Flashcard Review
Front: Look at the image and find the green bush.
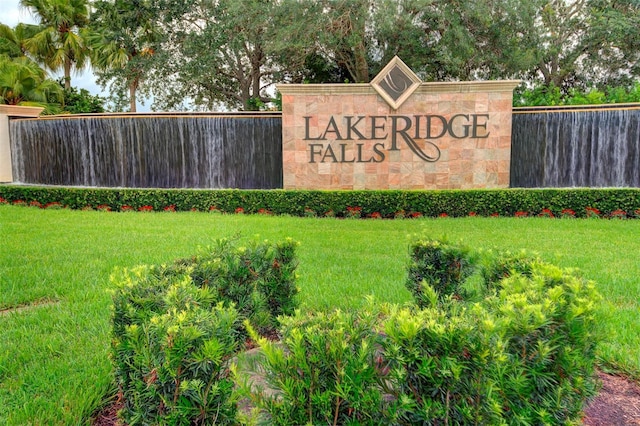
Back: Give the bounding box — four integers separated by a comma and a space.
235, 308, 393, 426
391, 246, 601, 424
114, 281, 242, 425
110, 237, 299, 424
383, 305, 504, 425
513, 82, 640, 106
237, 309, 395, 425
2, 185, 640, 219
406, 239, 476, 306
481, 262, 601, 424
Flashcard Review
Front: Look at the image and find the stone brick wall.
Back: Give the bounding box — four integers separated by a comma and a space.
278, 81, 519, 190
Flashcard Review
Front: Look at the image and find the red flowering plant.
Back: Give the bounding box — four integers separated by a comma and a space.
468, 211, 477, 217
234, 207, 245, 214
44, 202, 63, 209
120, 205, 135, 212
538, 208, 554, 218
209, 206, 222, 214
257, 208, 272, 215
514, 211, 528, 217
138, 205, 153, 212
369, 211, 382, 219
12, 200, 26, 206
97, 204, 112, 212
635, 209, 640, 218
394, 209, 406, 219
438, 212, 449, 218
163, 205, 176, 212
29, 200, 43, 208
324, 209, 336, 217
490, 212, 500, 217
585, 207, 601, 218
609, 209, 627, 219
345, 206, 362, 218
0, 197, 7, 204
561, 208, 576, 218
409, 211, 423, 218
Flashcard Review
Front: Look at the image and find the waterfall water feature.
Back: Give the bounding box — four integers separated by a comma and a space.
9, 112, 282, 189
8, 107, 640, 190
511, 105, 640, 188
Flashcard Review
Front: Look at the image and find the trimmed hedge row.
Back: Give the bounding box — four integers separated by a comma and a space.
2, 185, 640, 218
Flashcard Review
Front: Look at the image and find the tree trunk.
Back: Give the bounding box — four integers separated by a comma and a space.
354, 41, 369, 83
129, 78, 138, 112
64, 57, 72, 90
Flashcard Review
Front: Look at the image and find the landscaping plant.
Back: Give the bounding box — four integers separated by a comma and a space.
110, 237, 299, 424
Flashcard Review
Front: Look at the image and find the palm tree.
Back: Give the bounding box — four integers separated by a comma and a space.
20, 0, 90, 90
0, 55, 63, 113
87, 0, 159, 112
0, 23, 41, 59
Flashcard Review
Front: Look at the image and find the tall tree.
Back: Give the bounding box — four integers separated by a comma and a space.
154, 0, 280, 111
87, 0, 160, 112
20, 0, 90, 89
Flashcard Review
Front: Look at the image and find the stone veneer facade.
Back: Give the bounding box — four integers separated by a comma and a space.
278, 79, 519, 190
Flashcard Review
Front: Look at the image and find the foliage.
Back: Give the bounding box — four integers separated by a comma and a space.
113, 279, 242, 424
19, 0, 90, 89
385, 255, 600, 424
0, 23, 40, 59
88, 0, 160, 112
406, 239, 475, 306
514, 82, 640, 106
0, 55, 63, 113
152, 0, 281, 111
238, 243, 601, 425
235, 308, 391, 425
2, 185, 640, 220
111, 237, 299, 424
58, 81, 105, 113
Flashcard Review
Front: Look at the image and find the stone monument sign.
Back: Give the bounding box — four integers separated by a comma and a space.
278, 57, 519, 190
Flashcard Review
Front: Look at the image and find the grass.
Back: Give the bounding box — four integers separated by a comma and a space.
1, 205, 639, 424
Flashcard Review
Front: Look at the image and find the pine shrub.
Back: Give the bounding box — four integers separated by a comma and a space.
235, 309, 392, 425
406, 239, 476, 306
110, 237, 299, 424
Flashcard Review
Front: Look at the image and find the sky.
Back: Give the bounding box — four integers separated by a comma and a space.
1, 0, 150, 111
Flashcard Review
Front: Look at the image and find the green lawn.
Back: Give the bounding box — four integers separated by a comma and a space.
1, 205, 639, 424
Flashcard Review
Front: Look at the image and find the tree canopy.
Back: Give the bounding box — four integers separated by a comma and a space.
3, 0, 640, 111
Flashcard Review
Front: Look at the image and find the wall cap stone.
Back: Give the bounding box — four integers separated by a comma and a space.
0, 105, 44, 117
277, 80, 521, 95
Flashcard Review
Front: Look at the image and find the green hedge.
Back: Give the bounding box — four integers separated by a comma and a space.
2, 185, 640, 218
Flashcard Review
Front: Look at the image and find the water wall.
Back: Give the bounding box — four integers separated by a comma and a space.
511, 105, 640, 188
9, 112, 282, 189
8, 106, 640, 189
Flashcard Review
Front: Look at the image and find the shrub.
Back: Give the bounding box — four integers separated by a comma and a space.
383, 305, 504, 425
480, 261, 601, 424
1, 185, 640, 219
385, 249, 601, 425
110, 237, 299, 424
406, 239, 475, 306
117, 290, 242, 424
235, 308, 392, 425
